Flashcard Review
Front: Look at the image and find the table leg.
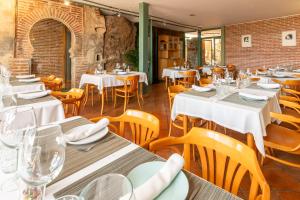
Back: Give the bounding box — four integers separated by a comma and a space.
139, 82, 144, 102
100, 89, 104, 115
183, 115, 191, 170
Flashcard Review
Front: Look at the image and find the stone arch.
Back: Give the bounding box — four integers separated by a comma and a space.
17, 7, 82, 58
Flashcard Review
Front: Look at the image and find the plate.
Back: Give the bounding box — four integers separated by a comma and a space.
127, 161, 189, 200
65, 125, 109, 145
117, 72, 128, 75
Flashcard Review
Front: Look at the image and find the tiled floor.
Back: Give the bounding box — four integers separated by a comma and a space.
78, 82, 300, 200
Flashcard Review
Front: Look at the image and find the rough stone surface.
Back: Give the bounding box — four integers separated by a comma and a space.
104, 16, 136, 71
0, 0, 15, 67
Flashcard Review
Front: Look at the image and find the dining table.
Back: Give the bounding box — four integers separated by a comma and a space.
171, 83, 281, 157
9, 78, 46, 94
79, 71, 148, 114
0, 93, 65, 126
20, 116, 242, 200
162, 68, 201, 84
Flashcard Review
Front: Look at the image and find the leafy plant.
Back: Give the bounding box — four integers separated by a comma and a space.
123, 49, 139, 71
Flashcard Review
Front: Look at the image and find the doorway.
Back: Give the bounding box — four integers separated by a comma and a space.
201, 29, 222, 66
29, 19, 72, 88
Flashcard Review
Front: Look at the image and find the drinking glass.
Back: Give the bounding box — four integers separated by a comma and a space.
19, 124, 66, 200
0, 106, 37, 192
80, 174, 134, 200
56, 195, 83, 200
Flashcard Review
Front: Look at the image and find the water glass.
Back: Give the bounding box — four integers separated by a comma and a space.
80, 174, 134, 200
0, 143, 18, 174
19, 124, 66, 200
56, 195, 83, 200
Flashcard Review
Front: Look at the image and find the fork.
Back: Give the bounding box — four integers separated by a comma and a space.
76, 143, 97, 152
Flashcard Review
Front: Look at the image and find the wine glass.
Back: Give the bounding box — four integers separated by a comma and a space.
0, 106, 37, 192
19, 124, 66, 200
80, 174, 134, 200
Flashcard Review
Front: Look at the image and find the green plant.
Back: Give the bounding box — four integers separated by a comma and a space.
123, 49, 139, 71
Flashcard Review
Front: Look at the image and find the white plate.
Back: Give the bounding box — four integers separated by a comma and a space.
117, 71, 128, 75
66, 125, 109, 145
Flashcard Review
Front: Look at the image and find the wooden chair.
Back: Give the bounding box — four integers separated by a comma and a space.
114, 75, 141, 112
91, 109, 159, 149
47, 77, 63, 91
168, 85, 188, 136
83, 69, 98, 108
263, 112, 300, 168
150, 127, 270, 200
227, 64, 237, 79
282, 80, 300, 91
41, 74, 56, 83
177, 70, 197, 88
51, 88, 85, 116
212, 66, 225, 78
281, 88, 300, 99
199, 77, 212, 86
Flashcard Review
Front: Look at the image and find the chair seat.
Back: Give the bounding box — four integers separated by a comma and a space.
265, 124, 300, 152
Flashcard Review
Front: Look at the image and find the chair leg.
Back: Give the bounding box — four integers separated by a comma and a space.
168, 120, 173, 136
137, 91, 142, 109
139, 82, 144, 102
124, 93, 127, 112
114, 90, 117, 108
91, 88, 94, 107
165, 77, 168, 89
100, 90, 104, 115
83, 85, 89, 108
105, 88, 108, 103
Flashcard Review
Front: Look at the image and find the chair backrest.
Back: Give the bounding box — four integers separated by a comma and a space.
116, 109, 160, 146
167, 85, 187, 111
49, 77, 63, 91
283, 80, 300, 91
68, 88, 85, 100
179, 70, 197, 86
116, 75, 140, 93
48, 75, 56, 81
150, 127, 270, 200
227, 64, 236, 71
212, 67, 225, 78
199, 77, 212, 86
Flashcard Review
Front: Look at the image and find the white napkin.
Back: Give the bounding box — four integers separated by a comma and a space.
18, 77, 40, 82
192, 85, 213, 92
256, 70, 267, 75
257, 82, 280, 89
64, 118, 109, 142
17, 90, 51, 99
239, 92, 269, 100
121, 154, 184, 200
273, 73, 286, 78
16, 74, 35, 79
293, 69, 300, 73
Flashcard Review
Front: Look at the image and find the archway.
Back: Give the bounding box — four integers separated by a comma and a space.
29, 19, 72, 87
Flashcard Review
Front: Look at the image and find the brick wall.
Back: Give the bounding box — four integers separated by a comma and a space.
225, 15, 300, 69
30, 19, 67, 78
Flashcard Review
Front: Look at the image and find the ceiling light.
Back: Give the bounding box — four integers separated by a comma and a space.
64, 0, 70, 6
189, 14, 196, 17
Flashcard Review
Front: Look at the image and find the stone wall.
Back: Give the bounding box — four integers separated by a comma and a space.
30, 19, 67, 78
225, 14, 300, 69
0, 0, 15, 66
104, 16, 136, 71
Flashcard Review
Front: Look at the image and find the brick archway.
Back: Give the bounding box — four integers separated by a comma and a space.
13, 5, 85, 86
17, 7, 82, 58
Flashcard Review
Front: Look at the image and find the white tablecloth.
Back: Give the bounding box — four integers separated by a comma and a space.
79, 71, 148, 92
10, 82, 46, 94
171, 87, 281, 155
0, 97, 65, 126
162, 68, 200, 81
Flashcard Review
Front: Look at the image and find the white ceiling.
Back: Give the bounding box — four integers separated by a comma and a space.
80, 0, 300, 29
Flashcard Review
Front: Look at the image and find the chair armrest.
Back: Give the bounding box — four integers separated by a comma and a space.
140, 137, 158, 150
270, 112, 300, 131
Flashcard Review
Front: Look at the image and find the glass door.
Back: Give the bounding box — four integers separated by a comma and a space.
202, 37, 221, 65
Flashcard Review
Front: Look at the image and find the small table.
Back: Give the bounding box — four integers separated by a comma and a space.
1, 94, 65, 126
171, 84, 281, 156
162, 68, 200, 86
9, 79, 46, 94
79, 72, 148, 114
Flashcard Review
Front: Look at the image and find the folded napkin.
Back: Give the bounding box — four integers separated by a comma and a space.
293, 69, 300, 73
64, 118, 109, 142
121, 154, 184, 200
16, 74, 35, 79
18, 77, 40, 82
257, 82, 280, 89
273, 73, 286, 78
256, 70, 267, 75
192, 85, 213, 92
239, 92, 268, 101
17, 90, 51, 99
